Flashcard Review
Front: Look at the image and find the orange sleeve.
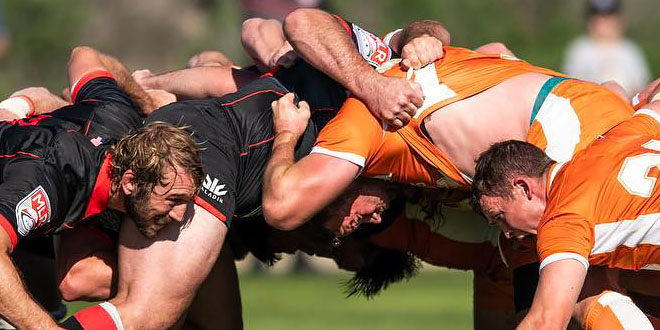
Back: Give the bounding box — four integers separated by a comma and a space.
537, 213, 593, 271
610, 109, 660, 139
311, 96, 383, 168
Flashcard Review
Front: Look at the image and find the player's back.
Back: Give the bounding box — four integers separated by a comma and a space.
541, 111, 660, 270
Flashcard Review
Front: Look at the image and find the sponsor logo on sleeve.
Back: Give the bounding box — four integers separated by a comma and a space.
351, 24, 392, 68
15, 186, 51, 236
202, 175, 227, 203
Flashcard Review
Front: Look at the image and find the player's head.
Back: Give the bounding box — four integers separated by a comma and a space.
585, 0, 623, 41
472, 140, 554, 237
109, 122, 204, 238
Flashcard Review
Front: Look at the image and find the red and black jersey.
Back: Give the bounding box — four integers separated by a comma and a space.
146, 69, 340, 227
0, 72, 141, 249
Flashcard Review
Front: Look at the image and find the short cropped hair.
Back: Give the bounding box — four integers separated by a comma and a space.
472, 140, 554, 202
109, 121, 204, 197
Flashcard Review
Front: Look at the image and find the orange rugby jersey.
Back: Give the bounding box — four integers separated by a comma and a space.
312, 46, 562, 188
538, 109, 660, 271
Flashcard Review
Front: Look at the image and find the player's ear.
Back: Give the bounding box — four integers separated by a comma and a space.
120, 169, 136, 196
512, 177, 532, 200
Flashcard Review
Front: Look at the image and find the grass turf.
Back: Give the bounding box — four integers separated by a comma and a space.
240, 269, 473, 330
65, 269, 473, 329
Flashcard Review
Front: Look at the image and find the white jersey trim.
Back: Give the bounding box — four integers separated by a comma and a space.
539, 252, 589, 272
597, 292, 654, 330
592, 212, 660, 256
635, 108, 660, 125
310, 146, 366, 168
99, 302, 124, 330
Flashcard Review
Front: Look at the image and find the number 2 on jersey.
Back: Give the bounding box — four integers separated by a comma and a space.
618, 139, 660, 198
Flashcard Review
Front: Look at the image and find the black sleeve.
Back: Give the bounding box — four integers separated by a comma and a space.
71, 71, 133, 107
0, 157, 65, 250
66, 72, 143, 140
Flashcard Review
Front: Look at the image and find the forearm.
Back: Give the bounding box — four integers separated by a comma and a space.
283, 8, 379, 99
263, 132, 305, 229
0, 252, 58, 329
139, 66, 257, 100
390, 20, 450, 53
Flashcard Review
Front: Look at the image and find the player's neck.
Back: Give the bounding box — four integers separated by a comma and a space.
106, 184, 126, 213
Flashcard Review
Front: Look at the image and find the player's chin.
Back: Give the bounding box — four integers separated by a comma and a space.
136, 224, 160, 239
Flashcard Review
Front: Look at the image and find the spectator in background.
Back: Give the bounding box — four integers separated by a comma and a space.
0, 1, 9, 60
563, 0, 650, 97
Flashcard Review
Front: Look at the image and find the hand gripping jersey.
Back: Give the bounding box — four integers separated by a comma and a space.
312, 46, 633, 189
0, 72, 142, 249
538, 109, 660, 271
146, 62, 348, 227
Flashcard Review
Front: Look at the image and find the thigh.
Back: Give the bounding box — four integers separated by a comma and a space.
183, 240, 243, 330
111, 204, 228, 330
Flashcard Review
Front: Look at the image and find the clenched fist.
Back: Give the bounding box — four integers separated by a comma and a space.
271, 93, 310, 138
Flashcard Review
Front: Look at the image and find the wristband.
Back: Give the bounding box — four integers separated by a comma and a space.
0, 95, 34, 118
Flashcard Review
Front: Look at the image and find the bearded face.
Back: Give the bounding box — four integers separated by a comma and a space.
123, 189, 171, 239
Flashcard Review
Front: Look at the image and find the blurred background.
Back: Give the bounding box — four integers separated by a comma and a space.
2, 0, 658, 329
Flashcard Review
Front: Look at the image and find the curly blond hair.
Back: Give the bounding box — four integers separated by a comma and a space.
109, 121, 204, 198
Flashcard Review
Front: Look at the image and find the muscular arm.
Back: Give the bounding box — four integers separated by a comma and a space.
283, 8, 424, 129
263, 140, 359, 230
518, 259, 587, 330
68, 46, 156, 115
132, 66, 258, 100
0, 231, 59, 329
262, 93, 359, 229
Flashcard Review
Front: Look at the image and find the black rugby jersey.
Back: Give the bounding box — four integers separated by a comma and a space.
0, 72, 141, 249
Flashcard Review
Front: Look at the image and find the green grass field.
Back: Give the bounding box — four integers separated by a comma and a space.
240, 269, 473, 330
66, 269, 474, 329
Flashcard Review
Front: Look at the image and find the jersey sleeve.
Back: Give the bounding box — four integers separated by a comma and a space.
610, 109, 660, 139
311, 96, 384, 168
537, 213, 593, 272
334, 16, 396, 68
0, 157, 62, 250
71, 71, 132, 108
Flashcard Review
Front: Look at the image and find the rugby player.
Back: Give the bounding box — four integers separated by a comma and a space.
471, 99, 660, 329
262, 10, 633, 230
66, 17, 451, 330
0, 46, 203, 329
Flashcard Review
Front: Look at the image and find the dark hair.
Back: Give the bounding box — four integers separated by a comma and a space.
342, 246, 420, 299
586, 0, 621, 17
472, 140, 554, 206
109, 121, 204, 198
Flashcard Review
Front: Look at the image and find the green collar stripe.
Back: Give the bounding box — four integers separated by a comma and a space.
530, 77, 567, 125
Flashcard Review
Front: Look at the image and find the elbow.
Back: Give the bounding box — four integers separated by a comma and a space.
69, 45, 98, 65
262, 200, 307, 231
283, 8, 320, 39
241, 18, 264, 46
